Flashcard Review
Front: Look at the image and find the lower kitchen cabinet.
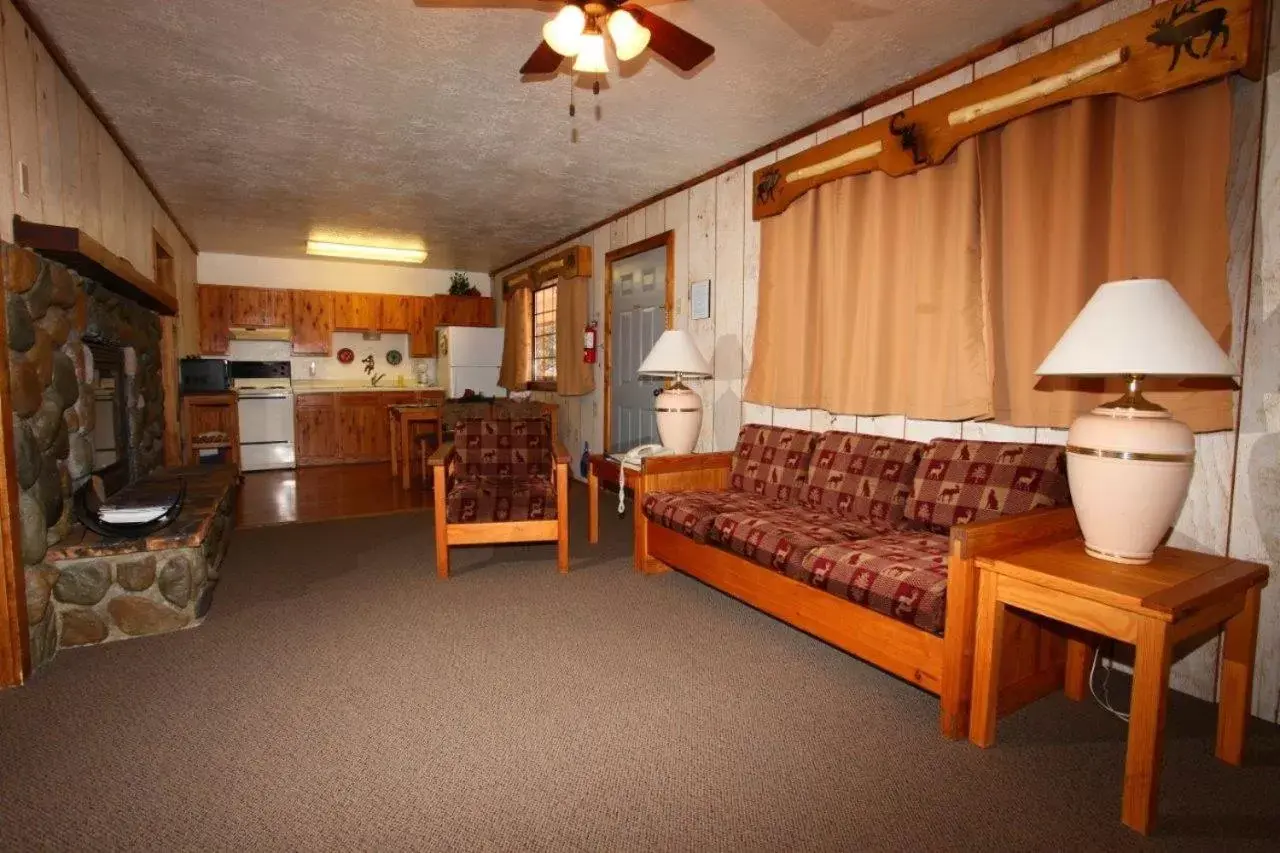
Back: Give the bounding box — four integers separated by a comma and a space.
295, 394, 341, 466
295, 391, 424, 466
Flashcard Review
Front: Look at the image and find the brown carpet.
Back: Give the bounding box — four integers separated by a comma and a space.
2, 483, 1279, 851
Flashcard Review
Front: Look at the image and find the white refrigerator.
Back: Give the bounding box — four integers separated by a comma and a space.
437, 326, 506, 398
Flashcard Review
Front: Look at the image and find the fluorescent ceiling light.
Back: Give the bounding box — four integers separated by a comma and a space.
306, 240, 427, 264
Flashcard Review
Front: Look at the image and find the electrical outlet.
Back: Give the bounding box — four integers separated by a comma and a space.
18, 161, 30, 197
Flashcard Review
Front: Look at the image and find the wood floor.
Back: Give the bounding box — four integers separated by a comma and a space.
236, 463, 433, 528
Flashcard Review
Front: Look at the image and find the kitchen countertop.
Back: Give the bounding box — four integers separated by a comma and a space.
291, 381, 444, 394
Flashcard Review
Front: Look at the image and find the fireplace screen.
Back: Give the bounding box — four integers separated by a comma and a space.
86, 341, 130, 494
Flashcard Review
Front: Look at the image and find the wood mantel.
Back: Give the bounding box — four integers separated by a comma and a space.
753, 0, 1266, 220
12, 218, 178, 315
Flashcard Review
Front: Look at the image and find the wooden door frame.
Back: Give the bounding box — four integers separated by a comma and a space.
154, 230, 182, 467
0, 252, 32, 687
603, 230, 676, 453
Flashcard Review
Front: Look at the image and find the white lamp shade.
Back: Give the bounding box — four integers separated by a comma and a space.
572, 32, 609, 73
1036, 278, 1235, 377
638, 329, 712, 378
543, 4, 585, 56
608, 9, 651, 61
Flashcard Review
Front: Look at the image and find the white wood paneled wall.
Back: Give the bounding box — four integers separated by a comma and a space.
495, 0, 1280, 720
0, 0, 197, 351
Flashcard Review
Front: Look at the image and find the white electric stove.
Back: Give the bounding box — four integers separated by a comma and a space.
232, 361, 295, 471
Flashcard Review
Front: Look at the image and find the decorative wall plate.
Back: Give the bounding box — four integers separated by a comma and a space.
386, 349, 403, 366
337, 347, 355, 364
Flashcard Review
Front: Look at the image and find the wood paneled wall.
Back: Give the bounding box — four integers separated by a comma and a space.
497, 0, 1280, 722
0, 0, 197, 351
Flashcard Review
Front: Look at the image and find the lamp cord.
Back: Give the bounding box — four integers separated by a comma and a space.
1089, 643, 1131, 723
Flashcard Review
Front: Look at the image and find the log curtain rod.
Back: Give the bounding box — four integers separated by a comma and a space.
753, 0, 1267, 220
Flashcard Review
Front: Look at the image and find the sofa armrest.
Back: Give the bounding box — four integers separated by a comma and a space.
950, 506, 1079, 561
639, 451, 734, 494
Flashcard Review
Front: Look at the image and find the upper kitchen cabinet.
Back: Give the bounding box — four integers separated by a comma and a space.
230, 286, 290, 327
436, 295, 495, 328
196, 285, 232, 354
333, 292, 381, 331
408, 296, 437, 357
379, 295, 411, 333
290, 290, 334, 355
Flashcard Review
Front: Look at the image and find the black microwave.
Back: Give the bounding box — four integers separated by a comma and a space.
179, 358, 232, 394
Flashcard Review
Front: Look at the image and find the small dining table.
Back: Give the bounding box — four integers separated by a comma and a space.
388, 404, 443, 490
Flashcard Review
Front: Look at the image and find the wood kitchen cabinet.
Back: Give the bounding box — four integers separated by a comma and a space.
196, 285, 232, 354
380, 295, 411, 333
294, 394, 341, 466
408, 296, 437, 357
333, 292, 381, 331
435, 295, 494, 328
290, 290, 334, 355
230, 286, 289, 327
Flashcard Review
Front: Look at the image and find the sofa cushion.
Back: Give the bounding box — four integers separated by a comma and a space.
802, 431, 926, 526
799, 532, 952, 635
710, 502, 893, 579
642, 489, 763, 545
455, 418, 552, 480
907, 438, 1070, 532
729, 424, 819, 503
446, 476, 557, 523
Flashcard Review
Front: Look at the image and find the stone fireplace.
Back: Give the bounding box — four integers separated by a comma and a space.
5, 244, 180, 668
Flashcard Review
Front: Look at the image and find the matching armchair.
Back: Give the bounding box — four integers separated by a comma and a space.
429, 417, 570, 578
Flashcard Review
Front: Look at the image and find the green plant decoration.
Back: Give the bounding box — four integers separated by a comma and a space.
449, 271, 480, 297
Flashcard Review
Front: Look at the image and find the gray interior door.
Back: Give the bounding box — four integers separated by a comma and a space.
610, 245, 668, 454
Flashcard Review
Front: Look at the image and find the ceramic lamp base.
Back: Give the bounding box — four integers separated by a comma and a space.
654, 386, 702, 454
1066, 405, 1195, 565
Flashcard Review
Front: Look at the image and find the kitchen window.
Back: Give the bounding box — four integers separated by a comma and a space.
531, 282, 557, 386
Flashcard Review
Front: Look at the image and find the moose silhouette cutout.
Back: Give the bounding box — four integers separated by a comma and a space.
1148, 1, 1230, 71
938, 485, 962, 504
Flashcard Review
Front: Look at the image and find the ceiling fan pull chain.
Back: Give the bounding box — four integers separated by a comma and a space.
568, 71, 576, 118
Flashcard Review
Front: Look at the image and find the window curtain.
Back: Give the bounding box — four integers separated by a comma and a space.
978, 80, 1233, 431
555, 275, 594, 396
745, 139, 989, 420
498, 285, 531, 391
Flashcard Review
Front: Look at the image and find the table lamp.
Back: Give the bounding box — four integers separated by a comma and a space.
638, 329, 712, 454
1036, 279, 1236, 565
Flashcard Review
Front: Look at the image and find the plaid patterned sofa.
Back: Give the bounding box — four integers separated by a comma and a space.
430, 417, 571, 578
642, 425, 1071, 635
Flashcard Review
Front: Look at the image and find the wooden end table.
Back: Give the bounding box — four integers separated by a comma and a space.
968, 537, 1268, 835
587, 454, 643, 559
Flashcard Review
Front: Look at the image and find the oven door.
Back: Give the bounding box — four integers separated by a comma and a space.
237, 392, 296, 471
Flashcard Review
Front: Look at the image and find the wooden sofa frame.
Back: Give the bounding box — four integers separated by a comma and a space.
634, 452, 1080, 739
430, 437, 572, 579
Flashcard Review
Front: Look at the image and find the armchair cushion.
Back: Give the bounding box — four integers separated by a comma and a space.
729, 424, 819, 503
799, 532, 952, 635
446, 476, 557, 523
801, 431, 926, 526
455, 418, 552, 480
907, 439, 1070, 532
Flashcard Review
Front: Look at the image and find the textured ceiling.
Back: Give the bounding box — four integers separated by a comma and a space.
28, 0, 1074, 270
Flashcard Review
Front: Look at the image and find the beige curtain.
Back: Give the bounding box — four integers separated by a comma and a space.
978, 81, 1233, 431
498, 286, 531, 391
555, 275, 594, 396
746, 140, 989, 420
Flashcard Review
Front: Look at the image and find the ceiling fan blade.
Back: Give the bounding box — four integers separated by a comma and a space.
621, 3, 714, 71
520, 40, 565, 75
413, 1, 553, 8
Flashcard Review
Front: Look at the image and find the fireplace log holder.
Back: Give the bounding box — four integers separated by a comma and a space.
73, 476, 187, 540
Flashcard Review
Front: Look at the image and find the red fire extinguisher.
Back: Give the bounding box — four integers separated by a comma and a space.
583, 321, 598, 364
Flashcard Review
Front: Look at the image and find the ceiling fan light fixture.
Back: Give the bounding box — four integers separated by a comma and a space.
607, 9, 650, 62
572, 30, 608, 74
543, 4, 586, 57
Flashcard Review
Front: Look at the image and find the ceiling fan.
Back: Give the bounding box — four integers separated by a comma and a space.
412, 1, 715, 76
